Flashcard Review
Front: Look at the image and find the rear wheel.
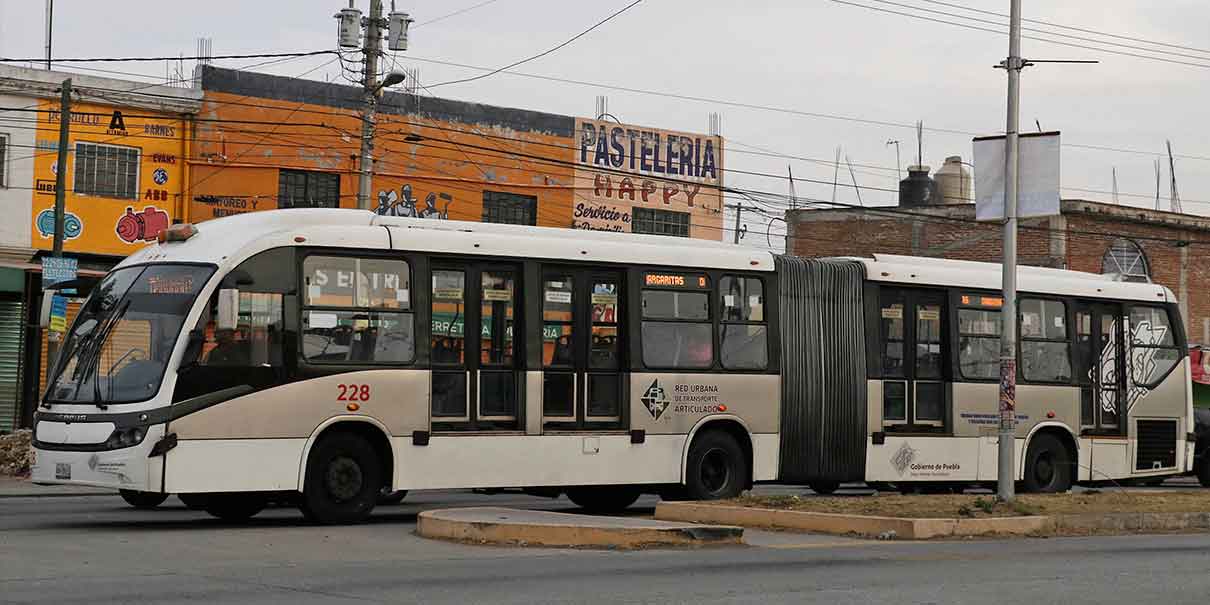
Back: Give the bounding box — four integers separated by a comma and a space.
300, 432, 382, 525
1197, 453, 1210, 488
119, 490, 168, 509
684, 430, 749, 501
1022, 434, 1072, 493
565, 486, 641, 513
203, 494, 267, 521
809, 481, 840, 495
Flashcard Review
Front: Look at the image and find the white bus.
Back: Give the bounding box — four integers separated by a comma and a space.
31, 210, 1194, 523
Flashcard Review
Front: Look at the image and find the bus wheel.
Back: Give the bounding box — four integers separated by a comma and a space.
1022, 434, 1072, 493
685, 430, 749, 501
119, 490, 168, 509
809, 481, 840, 495
1198, 455, 1210, 488
204, 494, 267, 521
565, 486, 641, 513
300, 433, 382, 525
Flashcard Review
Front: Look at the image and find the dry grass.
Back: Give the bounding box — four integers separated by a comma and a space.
725, 491, 1210, 519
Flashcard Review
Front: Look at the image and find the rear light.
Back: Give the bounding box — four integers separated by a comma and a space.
158, 223, 198, 243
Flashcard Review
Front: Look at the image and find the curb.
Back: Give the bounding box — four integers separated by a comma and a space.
417, 507, 745, 549
655, 502, 1049, 539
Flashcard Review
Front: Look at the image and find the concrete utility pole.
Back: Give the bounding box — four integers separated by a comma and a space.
44, 78, 71, 384
356, 0, 384, 211
44, 0, 53, 70
997, 0, 1023, 503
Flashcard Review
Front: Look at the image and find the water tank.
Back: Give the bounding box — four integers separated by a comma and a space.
899, 165, 938, 207
934, 156, 972, 204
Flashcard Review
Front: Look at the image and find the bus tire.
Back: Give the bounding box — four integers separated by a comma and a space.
119, 489, 168, 509
809, 481, 840, 495
204, 494, 267, 521
565, 486, 641, 513
1022, 434, 1072, 493
1197, 454, 1210, 488
300, 432, 382, 525
684, 430, 749, 501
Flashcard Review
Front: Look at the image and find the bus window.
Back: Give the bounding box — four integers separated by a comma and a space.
1128, 305, 1181, 388
719, 276, 767, 370
543, 277, 575, 418
958, 305, 1001, 380
641, 278, 712, 369
1020, 298, 1071, 383
301, 255, 414, 364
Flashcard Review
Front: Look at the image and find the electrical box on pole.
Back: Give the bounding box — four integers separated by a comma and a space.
336, 5, 362, 48
387, 11, 413, 51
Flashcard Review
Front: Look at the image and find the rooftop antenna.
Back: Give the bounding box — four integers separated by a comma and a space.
708, 112, 721, 137
1111, 167, 1119, 205
788, 164, 797, 211
1168, 140, 1182, 214
196, 37, 213, 65
1035, 118, 1042, 132
846, 154, 864, 207
915, 120, 923, 166
1154, 158, 1162, 211
832, 146, 842, 203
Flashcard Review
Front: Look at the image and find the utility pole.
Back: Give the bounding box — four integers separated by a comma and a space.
357, 0, 384, 211
732, 202, 743, 244
996, 0, 1023, 503
339, 0, 411, 210
725, 201, 759, 245
44, 0, 53, 70
44, 78, 71, 384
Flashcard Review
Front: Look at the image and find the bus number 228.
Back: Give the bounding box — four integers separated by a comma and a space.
337, 384, 371, 402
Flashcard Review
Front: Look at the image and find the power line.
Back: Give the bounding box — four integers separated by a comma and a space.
424, 0, 645, 89
0, 50, 337, 64
413, 0, 506, 28
830, 0, 1210, 70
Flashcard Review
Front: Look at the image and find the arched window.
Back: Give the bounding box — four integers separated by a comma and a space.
1102, 238, 1150, 282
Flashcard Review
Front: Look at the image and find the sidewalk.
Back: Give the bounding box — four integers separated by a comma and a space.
0, 476, 116, 498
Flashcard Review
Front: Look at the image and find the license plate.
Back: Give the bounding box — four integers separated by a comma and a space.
55, 463, 71, 480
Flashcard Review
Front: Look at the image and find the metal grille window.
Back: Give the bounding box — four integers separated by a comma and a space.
1102, 238, 1150, 282
0, 134, 8, 188
482, 191, 537, 225
73, 142, 139, 199
632, 207, 689, 237
278, 169, 340, 208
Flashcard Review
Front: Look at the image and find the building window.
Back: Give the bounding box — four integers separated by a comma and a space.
482, 191, 536, 225
73, 142, 139, 199
0, 133, 8, 188
632, 207, 690, 237
278, 169, 340, 208
1102, 238, 1150, 282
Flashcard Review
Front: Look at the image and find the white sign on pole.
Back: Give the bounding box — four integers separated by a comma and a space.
973, 131, 1061, 221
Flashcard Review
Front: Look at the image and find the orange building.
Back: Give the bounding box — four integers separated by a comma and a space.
189, 66, 724, 240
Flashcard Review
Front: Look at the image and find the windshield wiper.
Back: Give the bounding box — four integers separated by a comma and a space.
70, 298, 130, 409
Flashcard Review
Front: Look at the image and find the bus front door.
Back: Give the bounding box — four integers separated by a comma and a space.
1075, 303, 1127, 474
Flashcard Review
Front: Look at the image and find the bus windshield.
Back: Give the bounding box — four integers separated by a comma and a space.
46, 264, 215, 405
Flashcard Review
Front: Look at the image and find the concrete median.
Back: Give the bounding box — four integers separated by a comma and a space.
417, 506, 745, 548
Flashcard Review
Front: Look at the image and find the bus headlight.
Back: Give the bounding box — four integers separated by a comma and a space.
106, 427, 148, 449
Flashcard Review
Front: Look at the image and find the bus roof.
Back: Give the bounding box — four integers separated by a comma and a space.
121, 209, 777, 273
860, 253, 1175, 303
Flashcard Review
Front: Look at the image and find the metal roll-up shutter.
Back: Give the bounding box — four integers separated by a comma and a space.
0, 300, 25, 433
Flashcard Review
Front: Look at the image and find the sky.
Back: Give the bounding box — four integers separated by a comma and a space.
2, 0, 1207, 251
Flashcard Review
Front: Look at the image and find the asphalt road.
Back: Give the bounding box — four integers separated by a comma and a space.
4, 485, 1210, 605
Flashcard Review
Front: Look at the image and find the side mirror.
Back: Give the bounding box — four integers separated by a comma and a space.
221, 269, 254, 288
216, 288, 240, 331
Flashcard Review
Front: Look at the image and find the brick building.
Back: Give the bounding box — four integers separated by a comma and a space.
787, 199, 1210, 344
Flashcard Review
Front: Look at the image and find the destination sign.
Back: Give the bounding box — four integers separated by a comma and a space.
644, 272, 709, 290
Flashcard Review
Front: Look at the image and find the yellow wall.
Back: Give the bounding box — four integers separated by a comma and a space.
32, 101, 187, 256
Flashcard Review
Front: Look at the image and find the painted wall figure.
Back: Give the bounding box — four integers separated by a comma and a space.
376, 184, 452, 220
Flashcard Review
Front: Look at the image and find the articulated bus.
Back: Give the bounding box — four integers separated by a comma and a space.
31, 209, 1194, 523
